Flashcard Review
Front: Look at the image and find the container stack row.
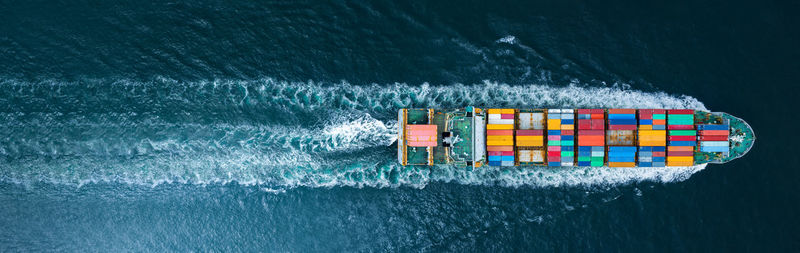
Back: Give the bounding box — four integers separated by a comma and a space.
487, 109, 516, 166
547, 109, 575, 166
607, 109, 637, 167
577, 109, 605, 167
667, 109, 696, 166
608, 146, 636, 167
698, 124, 730, 153
517, 111, 546, 165
638, 109, 667, 167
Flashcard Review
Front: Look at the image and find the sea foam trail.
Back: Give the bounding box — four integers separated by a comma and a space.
0, 78, 708, 188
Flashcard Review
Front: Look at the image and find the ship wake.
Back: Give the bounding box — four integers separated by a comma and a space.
1, 78, 708, 188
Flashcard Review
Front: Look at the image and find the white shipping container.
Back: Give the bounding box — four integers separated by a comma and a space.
562, 109, 574, 113
591, 151, 605, 157
560, 162, 574, 166
488, 114, 502, 120
519, 113, 531, 120
701, 141, 729, 147
549, 109, 562, 113
488, 119, 514, 125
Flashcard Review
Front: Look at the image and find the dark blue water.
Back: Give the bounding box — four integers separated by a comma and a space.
1, 0, 798, 251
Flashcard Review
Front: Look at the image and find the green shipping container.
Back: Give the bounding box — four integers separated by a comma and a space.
669, 115, 694, 120
653, 114, 666, 119
561, 140, 574, 146
561, 151, 574, 157
591, 157, 604, 162
591, 161, 604, 167
578, 156, 591, 162
669, 130, 697, 136
548, 140, 561, 146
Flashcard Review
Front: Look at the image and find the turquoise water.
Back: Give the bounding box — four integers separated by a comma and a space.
1, 0, 798, 251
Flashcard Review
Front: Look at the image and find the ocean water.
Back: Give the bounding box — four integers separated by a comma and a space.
1, 0, 799, 251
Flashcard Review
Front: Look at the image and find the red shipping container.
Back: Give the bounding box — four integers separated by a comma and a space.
669, 136, 696, 141
668, 125, 694, 130
501, 151, 514, 156
578, 119, 591, 126
501, 114, 514, 119
580, 130, 604, 135
487, 130, 513, 136
578, 123, 591, 130
591, 109, 604, 114
548, 151, 561, 157
700, 130, 729, 136
591, 113, 604, 119
547, 156, 561, 161
609, 125, 636, 130
516, 130, 543, 136
668, 109, 694, 114
640, 113, 652, 120
653, 109, 667, 114
668, 151, 694, 156
489, 151, 503, 156
653, 151, 666, 156
561, 130, 574, 135
699, 135, 727, 141
609, 109, 636, 114
577, 109, 592, 114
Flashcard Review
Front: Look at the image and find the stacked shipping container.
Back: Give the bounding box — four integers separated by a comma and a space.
577, 109, 605, 167
607, 109, 637, 167
547, 109, 575, 166
638, 109, 667, 167
487, 109, 515, 166
667, 109, 696, 166
517, 111, 545, 164
698, 124, 730, 153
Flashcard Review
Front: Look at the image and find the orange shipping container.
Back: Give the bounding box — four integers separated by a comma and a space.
609, 162, 635, 167
668, 146, 694, 152
487, 146, 514, 152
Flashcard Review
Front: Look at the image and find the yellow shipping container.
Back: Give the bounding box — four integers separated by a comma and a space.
639, 130, 666, 136
487, 109, 503, 114
501, 109, 515, 114
640, 141, 667, 146
487, 124, 514, 130
487, 140, 514, 146
667, 156, 693, 162
516, 136, 543, 141
487, 136, 513, 142
667, 161, 694, 166
640, 125, 652, 130
516, 140, 543, 146
547, 119, 561, 129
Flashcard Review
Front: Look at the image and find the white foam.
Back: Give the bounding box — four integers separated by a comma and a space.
0, 77, 711, 189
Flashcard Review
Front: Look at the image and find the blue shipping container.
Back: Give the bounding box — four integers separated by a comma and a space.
548, 162, 561, 167
609, 146, 637, 152
561, 119, 574, 124
609, 119, 636, 125
640, 119, 653, 125
489, 161, 502, 166
562, 135, 574, 141
608, 152, 636, 157
562, 146, 574, 151
609, 157, 635, 162
501, 156, 514, 161
669, 141, 697, 146
548, 130, 561, 135
639, 162, 652, 167
578, 161, 591, 166
608, 114, 635, 119
578, 114, 591, 119
653, 162, 666, 167
653, 157, 666, 162
488, 156, 502, 162
653, 125, 666, 130
652, 146, 666, 152
578, 146, 592, 152
639, 146, 652, 151
592, 146, 605, 151
698, 124, 729, 130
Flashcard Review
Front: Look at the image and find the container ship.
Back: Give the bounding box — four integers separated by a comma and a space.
397, 107, 754, 167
